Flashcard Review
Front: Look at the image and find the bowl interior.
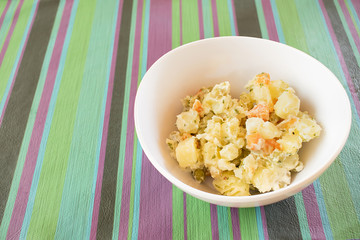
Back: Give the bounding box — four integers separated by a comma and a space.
134, 37, 351, 206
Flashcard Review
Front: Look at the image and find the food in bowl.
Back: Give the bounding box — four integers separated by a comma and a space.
166, 73, 321, 196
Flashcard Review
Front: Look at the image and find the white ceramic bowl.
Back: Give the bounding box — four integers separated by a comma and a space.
134, 36, 351, 207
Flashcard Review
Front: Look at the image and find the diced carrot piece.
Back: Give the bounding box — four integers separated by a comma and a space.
246, 133, 280, 154
263, 139, 281, 154
246, 133, 264, 151
192, 99, 203, 113
255, 72, 270, 85
247, 104, 270, 121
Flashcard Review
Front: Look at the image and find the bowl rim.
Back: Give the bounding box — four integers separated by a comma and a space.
134, 36, 352, 205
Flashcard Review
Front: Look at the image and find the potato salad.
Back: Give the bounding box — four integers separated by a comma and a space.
166, 73, 321, 196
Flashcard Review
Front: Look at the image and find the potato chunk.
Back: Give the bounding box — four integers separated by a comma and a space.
176, 109, 200, 133
175, 137, 201, 169
274, 90, 300, 119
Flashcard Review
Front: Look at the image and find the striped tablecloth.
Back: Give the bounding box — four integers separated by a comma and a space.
0, 0, 359, 239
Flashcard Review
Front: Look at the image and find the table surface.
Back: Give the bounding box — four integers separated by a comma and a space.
0, 0, 359, 239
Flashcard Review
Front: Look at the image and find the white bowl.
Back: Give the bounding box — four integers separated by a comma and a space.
134, 36, 351, 207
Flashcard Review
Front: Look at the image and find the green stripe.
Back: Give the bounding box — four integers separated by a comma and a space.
319, 160, 360, 238
227, 208, 233, 239
293, 193, 311, 239
172, 187, 185, 240
275, 0, 308, 52
254, 0, 269, 39
216, 0, 232, 36
53, 0, 118, 238
112, 0, 139, 238
0, 0, 19, 51
0, 0, 66, 237
202, 0, 214, 38
25, 0, 97, 238
186, 195, 212, 240
334, 0, 360, 66
0, 1, 7, 17
182, 0, 200, 44
238, 208, 259, 240
0, 0, 35, 103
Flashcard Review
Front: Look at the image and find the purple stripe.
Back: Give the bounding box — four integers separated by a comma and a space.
210, 204, 219, 240
0, 0, 24, 67
138, 1, 173, 239
198, 0, 204, 39
230, 208, 241, 240
183, 193, 188, 240
352, 0, 360, 20
260, 206, 269, 240
261, 0, 279, 41
339, 0, 360, 54
117, 0, 143, 237
0, 0, 11, 30
302, 185, 326, 239
211, 0, 219, 36
89, 0, 124, 239
145, 0, 172, 68
5, 1, 73, 237
231, 0, 239, 35
318, 0, 360, 116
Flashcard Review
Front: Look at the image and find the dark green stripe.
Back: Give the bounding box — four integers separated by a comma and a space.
233, 0, 262, 37
96, 0, 133, 238
265, 197, 303, 239
323, 0, 360, 100
0, 0, 59, 223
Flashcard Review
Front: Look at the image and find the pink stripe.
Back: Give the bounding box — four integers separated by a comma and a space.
302, 185, 326, 239
0, 0, 11, 30
260, 206, 269, 240
198, 0, 204, 39
319, 0, 360, 116
261, 0, 279, 41
339, 0, 360, 54
231, 0, 239, 35
211, 0, 219, 36
230, 208, 241, 240
138, 0, 173, 239
210, 204, 219, 240
6, 1, 74, 238
0, 0, 24, 67
0, 0, 36, 126
117, 0, 143, 238
352, 0, 360, 20
89, 0, 124, 239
